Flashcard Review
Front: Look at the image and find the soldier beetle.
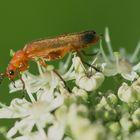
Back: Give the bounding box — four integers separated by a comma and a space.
0, 31, 100, 87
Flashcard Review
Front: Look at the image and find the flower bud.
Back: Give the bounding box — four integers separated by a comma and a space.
118, 83, 138, 103
107, 94, 118, 105
108, 122, 120, 134
132, 108, 140, 127
120, 115, 134, 132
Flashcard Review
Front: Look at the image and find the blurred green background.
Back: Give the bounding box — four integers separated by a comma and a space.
0, 0, 140, 138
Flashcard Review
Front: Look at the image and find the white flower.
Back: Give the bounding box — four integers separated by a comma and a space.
69, 115, 106, 140
118, 82, 138, 103
48, 122, 65, 140
120, 113, 134, 132
12, 122, 65, 140
131, 77, 140, 100
106, 93, 118, 105
75, 72, 104, 92
102, 54, 138, 81
132, 108, 140, 127
118, 78, 140, 103
3, 64, 65, 139
7, 99, 63, 138
13, 131, 47, 140
71, 87, 88, 101
101, 27, 140, 81
95, 96, 117, 121
121, 71, 138, 81
72, 56, 104, 92
56, 104, 106, 140
0, 98, 31, 119
133, 62, 140, 72
0, 93, 64, 138
129, 130, 140, 140
72, 56, 86, 73
9, 71, 60, 94
108, 122, 120, 134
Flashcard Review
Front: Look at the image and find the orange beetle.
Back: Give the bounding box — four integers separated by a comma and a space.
0, 30, 100, 83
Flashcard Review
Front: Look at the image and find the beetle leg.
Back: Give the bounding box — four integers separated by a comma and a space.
37, 58, 71, 93
38, 58, 48, 68
76, 50, 101, 72
53, 69, 71, 93
16, 68, 25, 90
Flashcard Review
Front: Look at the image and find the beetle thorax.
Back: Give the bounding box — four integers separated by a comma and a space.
6, 50, 29, 80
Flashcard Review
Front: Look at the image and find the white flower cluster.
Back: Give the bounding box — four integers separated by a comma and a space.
0, 28, 140, 140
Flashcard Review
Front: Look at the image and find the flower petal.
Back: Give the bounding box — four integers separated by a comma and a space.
48, 122, 65, 140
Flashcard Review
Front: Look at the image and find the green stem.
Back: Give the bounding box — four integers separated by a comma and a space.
105, 27, 114, 59
100, 39, 111, 65
130, 41, 140, 63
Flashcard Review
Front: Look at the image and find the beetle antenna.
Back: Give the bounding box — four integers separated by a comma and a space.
0, 73, 6, 84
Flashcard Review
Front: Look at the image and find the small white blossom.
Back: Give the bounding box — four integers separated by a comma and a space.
122, 71, 138, 81
58, 104, 106, 140
118, 82, 138, 103
48, 122, 65, 140
6, 96, 63, 137
106, 93, 118, 105
72, 56, 86, 73
13, 131, 47, 140
72, 87, 88, 101
118, 78, 140, 103
101, 28, 140, 81
120, 114, 134, 132
0, 93, 64, 138
69, 54, 104, 93
108, 122, 120, 134
95, 96, 117, 121
133, 62, 140, 72
131, 77, 140, 100
129, 130, 140, 140
102, 54, 138, 81
132, 108, 140, 127
75, 71, 104, 92
9, 71, 60, 94
0, 98, 31, 119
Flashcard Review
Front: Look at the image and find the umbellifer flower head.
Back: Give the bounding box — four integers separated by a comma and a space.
0, 28, 140, 140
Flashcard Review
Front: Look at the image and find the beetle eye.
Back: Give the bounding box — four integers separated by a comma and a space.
9, 70, 14, 75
